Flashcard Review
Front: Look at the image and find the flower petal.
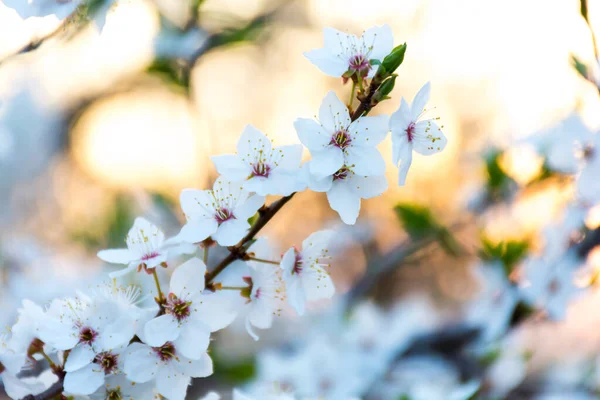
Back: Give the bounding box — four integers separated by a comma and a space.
174, 319, 211, 360
236, 124, 272, 159
170, 257, 207, 296
63, 345, 95, 372
213, 219, 250, 246
411, 82, 431, 120
156, 366, 190, 400
303, 48, 348, 77
97, 249, 133, 264
179, 218, 218, 244
345, 146, 386, 176
64, 363, 105, 395
326, 180, 360, 225
412, 121, 447, 156
211, 154, 250, 181
123, 343, 159, 383
309, 146, 344, 178
294, 118, 331, 151
361, 24, 394, 62
175, 353, 213, 378
144, 314, 180, 347
349, 114, 389, 147
318, 91, 351, 133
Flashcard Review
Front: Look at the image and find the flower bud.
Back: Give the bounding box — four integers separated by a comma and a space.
382, 43, 407, 74
372, 75, 397, 105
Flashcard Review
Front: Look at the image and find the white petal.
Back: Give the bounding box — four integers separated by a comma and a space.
248, 300, 273, 330
175, 353, 213, 378
97, 249, 134, 264
301, 162, 333, 192
348, 114, 389, 147
233, 389, 255, 400
64, 345, 95, 372
294, 118, 331, 151
174, 319, 211, 360
309, 146, 344, 178
318, 91, 351, 133
64, 363, 105, 395
179, 218, 218, 244
302, 265, 335, 301
301, 230, 335, 261
396, 142, 413, 186
234, 193, 265, 220
180, 189, 214, 219
144, 314, 180, 347
211, 154, 250, 181
345, 146, 386, 176
361, 24, 394, 61
326, 180, 361, 225
245, 317, 260, 341
156, 366, 190, 400
411, 82, 431, 120
303, 48, 348, 77
170, 257, 206, 296
201, 392, 221, 400
412, 121, 447, 155
350, 174, 388, 199
193, 292, 238, 332
213, 219, 250, 246
236, 124, 272, 159
2, 374, 43, 399
99, 315, 136, 350
286, 277, 306, 315
123, 343, 159, 383
280, 247, 296, 276
390, 97, 413, 139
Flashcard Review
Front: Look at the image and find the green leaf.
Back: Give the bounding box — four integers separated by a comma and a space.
147, 58, 189, 89
479, 236, 529, 274
394, 203, 462, 256
372, 74, 397, 104
211, 353, 255, 384
571, 54, 589, 80
581, 0, 589, 22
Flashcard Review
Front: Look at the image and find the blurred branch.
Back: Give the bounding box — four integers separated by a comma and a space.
0, 21, 68, 66
581, 0, 599, 61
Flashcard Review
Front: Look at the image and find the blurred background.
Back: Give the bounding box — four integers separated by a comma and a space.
2, 0, 600, 398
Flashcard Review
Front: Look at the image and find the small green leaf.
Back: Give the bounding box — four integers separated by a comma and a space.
394, 203, 462, 256
479, 236, 529, 275
571, 54, 589, 80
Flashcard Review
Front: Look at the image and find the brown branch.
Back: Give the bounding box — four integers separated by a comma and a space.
205, 193, 295, 283
351, 79, 383, 120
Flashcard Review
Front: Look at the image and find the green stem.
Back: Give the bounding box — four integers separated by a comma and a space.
248, 256, 280, 266
203, 246, 209, 264
220, 286, 247, 291
348, 80, 357, 108
152, 269, 164, 301
40, 350, 56, 370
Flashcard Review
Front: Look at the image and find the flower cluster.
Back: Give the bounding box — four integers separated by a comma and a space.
0, 23, 450, 400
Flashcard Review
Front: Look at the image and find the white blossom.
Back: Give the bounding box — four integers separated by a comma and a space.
302, 160, 387, 225
304, 25, 394, 78
97, 217, 195, 278
390, 82, 447, 185
280, 230, 335, 315
143, 258, 214, 359
179, 177, 265, 246
123, 341, 213, 400
294, 91, 388, 178
212, 125, 304, 196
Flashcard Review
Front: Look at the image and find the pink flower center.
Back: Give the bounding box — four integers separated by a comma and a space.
330, 130, 352, 150
406, 122, 415, 142
333, 166, 350, 181
141, 252, 160, 261
292, 249, 303, 275
251, 161, 271, 178
215, 208, 234, 224
78, 326, 98, 345
164, 293, 192, 322
349, 54, 370, 73
94, 351, 119, 375
153, 342, 176, 362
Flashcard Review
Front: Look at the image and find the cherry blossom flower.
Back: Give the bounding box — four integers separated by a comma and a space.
519, 255, 583, 319
280, 230, 335, 315
464, 263, 518, 342
0, 334, 32, 400
390, 82, 447, 185
302, 161, 388, 224
143, 258, 215, 359
179, 177, 265, 246
304, 25, 394, 78
47, 287, 144, 395
2, 0, 82, 20
88, 373, 155, 400
294, 91, 388, 178
123, 341, 213, 400
97, 217, 195, 278
212, 125, 304, 196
